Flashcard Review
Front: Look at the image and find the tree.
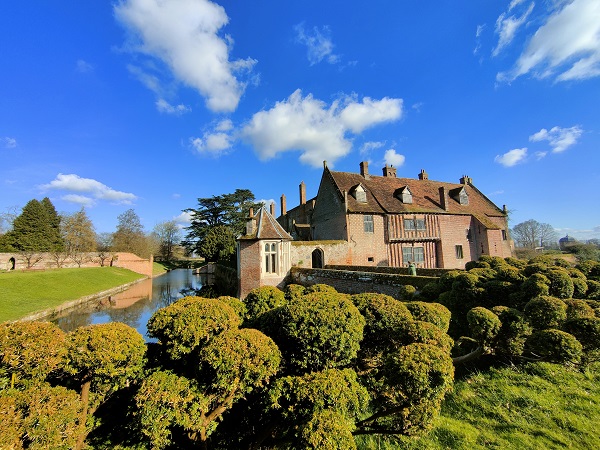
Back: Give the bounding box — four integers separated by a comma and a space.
62, 208, 96, 267
96, 232, 114, 266
183, 189, 261, 259
112, 209, 148, 257
197, 225, 236, 262
511, 219, 557, 249
152, 220, 181, 261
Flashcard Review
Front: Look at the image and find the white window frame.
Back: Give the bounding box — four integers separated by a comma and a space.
402, 246, 425, 264
364, 214, 374, 233
264, 242, 278, 274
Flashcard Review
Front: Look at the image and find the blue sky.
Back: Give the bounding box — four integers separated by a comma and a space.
1, 0, 599, 241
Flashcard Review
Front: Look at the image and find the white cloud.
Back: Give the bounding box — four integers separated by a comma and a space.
529, 125, 583, 152
2, 137, 17, 148
115, 0, 256, 113
174, 211, 192, 225
76, 59, 94, 73
494, 148, 528, 167
384, 149, 406, 167
61, 194, 96, 207
190, 119, 235, 156
41, 174, 137, 204
241, 89, 403, 168
498, 0, 600, 82
493, 2, 534, 57
294, 23, 340, 66
360, 141, 385, 156
156, 98, 191, 115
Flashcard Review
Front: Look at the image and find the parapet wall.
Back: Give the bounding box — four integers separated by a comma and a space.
289, 267, 438, 298
325, 264, 452, 278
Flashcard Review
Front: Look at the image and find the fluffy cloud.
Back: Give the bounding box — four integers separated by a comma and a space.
174, 211, 192, 225
190, 119, 234, 156
2, 137, 17, 149
384, 149, 406, 167
529, 125, 583, 153
41, 174, 137, 206
294, 23, 340, 65
115, 0, 256, 112
493, 2, 534, 57
498, 0, 600, 82
241, 89, 403, 167
494, 148, 528, 167
360, 141, 385, 156
156, 98, 191, 115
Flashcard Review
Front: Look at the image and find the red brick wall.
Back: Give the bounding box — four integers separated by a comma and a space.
346, 213, 388, 266
438, 215, 473, 269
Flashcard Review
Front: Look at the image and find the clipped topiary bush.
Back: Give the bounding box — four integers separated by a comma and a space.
563, 317, 600, 355
439, 270, 463, 291
491, 306, 532, 357
523, 262, 548, 277
305, 284, 338, 294
396, 320, 454, 353
524, 296, 567, 330
404, 301, 451, 333
587, 280, 600, 300
467, 307, 501, 346
217, 296, 247, 321
284, 284, 306, 301
564, 299, 595, 320
495, 265, 525, 283
482, 280, 518, 308
504, 257, 527, 269
526, 329, 583, 363
397, 284, 417, 300
546, 268, 575, 299
415, 280, 444, 301
243, 286, 286, 322
571, 278, 589, 299
520, 273, 551, 302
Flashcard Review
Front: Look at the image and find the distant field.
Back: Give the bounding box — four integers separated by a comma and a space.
358, 361, 600, 450
0, 267, 145, 322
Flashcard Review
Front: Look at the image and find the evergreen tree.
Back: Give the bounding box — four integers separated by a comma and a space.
4, 198, 64, 252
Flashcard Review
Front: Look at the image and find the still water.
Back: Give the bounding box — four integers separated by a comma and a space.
52, 269, 204, 339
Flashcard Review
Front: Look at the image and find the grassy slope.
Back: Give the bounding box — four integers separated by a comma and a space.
0, 267, 145, 322
358, 362, 600, 450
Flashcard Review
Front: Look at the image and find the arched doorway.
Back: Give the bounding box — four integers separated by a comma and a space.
8, 257, 16, 270
311, 248, 324, 269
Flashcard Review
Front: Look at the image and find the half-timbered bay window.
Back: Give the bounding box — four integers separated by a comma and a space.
402, 246, 424, 264
265, 242, 278, 273
404, 217, 426, 231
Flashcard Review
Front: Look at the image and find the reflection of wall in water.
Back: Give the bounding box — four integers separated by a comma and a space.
107, 278, 153, 309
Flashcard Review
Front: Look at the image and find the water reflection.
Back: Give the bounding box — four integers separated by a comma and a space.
53, 269, 204, 339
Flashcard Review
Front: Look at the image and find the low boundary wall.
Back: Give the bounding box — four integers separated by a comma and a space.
325, 264, 451, 278
290, 267, 438, 298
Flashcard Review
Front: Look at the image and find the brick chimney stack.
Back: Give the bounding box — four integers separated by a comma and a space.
299, 181, 306, 205
360, 161, 370, 179
460, 175, 472, 185
418, 169, 428, 180
270, 202, 275, 216
281, 194, 287, 216
439, 187, 449, 211
383, 164, 397, 177
246, 208, 256, 235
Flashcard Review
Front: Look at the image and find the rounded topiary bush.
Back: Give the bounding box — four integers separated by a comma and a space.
439, 270, 462, 291
524, 295, 567, 330
525, 329, 583, 363
416, 281, 444, 301
217, 296, 247, 320
482, 280, 518, 308
576, 260, 600, 278
587, 280, 600, 300
404, 301, 451, 333
490, 306, 532, 357
571, 278, 588, 299
586, 299, 600, 317
520, 273, 550, 302
523, 262, 548, 277
467, 307, 501, 346
496, 265, 525, 283
305, 284, 338, 294
452, 273, 481, 291
397, 320, 454, 353
546, 268, 575, 299
397, 284, 417, 300
504, 257, 527, 269
284, 284, 306, 301
563, 317, 600, 354
243, 286, 286, 322
465, 260, 491, 270
564, 299, 595, 321
468, 267, 498, 282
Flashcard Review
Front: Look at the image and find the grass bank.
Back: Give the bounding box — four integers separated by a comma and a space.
0, 267, 145, 322
358, 361, 600, 450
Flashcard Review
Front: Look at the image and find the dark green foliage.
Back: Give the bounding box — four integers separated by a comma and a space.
526, 329, 583, 363
243, 286, 286, 322
524, 295, 567, 330
415, 280, 444, 301
587, 280, 600, 299
299, 410, 357, 450
464, 260, 490, 270
564, 299, 595, 320
576, 260, 600, 278
467, 267, 497, 282
439, 270, 463, 291
216, 295, 247, 320
404, 301, 451, 333
0, 383, 82, 450
545, 268, 575, 299
397, 284, 417, 300
523, 262, 548, 277
260, 292, 365, 373
0, 321, 66, 383
563, 317, 600, 355
519, 273, 551, 304
572, 277, 588, 298
491, 306, 532, 357
147, 296, 241, 360
467, 307, 501, 346
482, 280, 518, 308
305, 283, 339, 294
495, 264, 525, 283
398, 320, 454, 353
504, 257, 527, 269
197, 224, 236, 262
284, 283, 306, 301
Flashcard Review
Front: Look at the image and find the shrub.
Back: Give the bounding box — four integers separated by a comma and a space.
572, 278, 589, 299
576, 260, 600, 278
491, 306, 532, 357
467, 307, 501, 346
587, 280, 600, 300
397, 284, 417, 300
520, 273, 550, 302
563, 317, 600, 354
243, 286, 286, 322
546, 268, 575, 299
439, 270, 463, 291
404, 301, 451, 333
523, 262, 548, 277
504, 257, 527, 269
496, 265, 525, 283
397, 320, 454, 353
468, 267, 497, 282
416, 281, 444, 301
524, 296, 567, 330
482, 280, 518, 308
586, 300, 600, 317
217, 296, 247, 320
284, 284, 306, 301
564, 299, 595, 320
305, 284, 338, 294
351, 293, 412, 340
299, 410, 356, 450
526, 329, 583, 363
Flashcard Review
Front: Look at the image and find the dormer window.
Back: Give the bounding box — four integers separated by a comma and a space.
450, 187, 469, 205
352, 184, 367, 203
395, 186, 413, 204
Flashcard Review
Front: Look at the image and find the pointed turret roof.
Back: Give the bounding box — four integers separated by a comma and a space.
239, 206, 293, 240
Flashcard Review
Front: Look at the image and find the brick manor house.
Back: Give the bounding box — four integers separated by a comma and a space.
237, 161, 514, 298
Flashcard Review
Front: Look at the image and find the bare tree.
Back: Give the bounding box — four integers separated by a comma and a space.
62, 209, 96, 267
511, 219, 557, 248
96, 232, 114, 267
152, 220, 181, 261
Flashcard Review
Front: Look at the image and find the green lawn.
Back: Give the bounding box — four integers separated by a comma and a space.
0, 267, 146, 322
358, 362, 600, 450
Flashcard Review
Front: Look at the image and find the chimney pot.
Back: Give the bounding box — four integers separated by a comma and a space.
360, 161, 370, 179
281, 194, 287, 216
299, 181, 306, 205
270, 202, 275, 216
383, 164, 397, 177
418, 169, 428, 180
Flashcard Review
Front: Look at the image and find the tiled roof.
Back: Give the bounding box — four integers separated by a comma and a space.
242, 206, 293, 240
327, 169, 505, 218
